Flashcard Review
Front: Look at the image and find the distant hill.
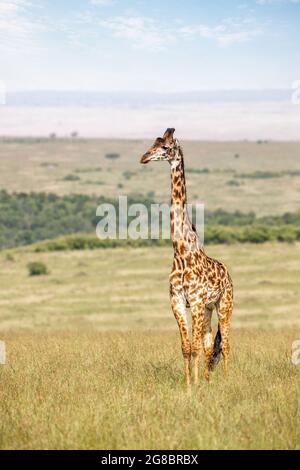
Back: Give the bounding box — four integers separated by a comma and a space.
7, 89, 292, 107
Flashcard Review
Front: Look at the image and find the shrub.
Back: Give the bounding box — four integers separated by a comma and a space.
227, 179, 240, 187
63, 174, 80, 181
105, 153, 120, 161
235, 170, 300, 180
83, 180, 104, 185
241, 226, 272, 243
123, 171, 136, 180
75, 167, 102, 173
27, 261, 48, 276
40, 162, 58, 168
186, 167, 210, 174
205, 226, 237, 245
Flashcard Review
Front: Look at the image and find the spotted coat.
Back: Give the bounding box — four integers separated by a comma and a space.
141, 128, 233, 386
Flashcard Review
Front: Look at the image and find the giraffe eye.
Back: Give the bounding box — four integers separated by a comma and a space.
162, 146, 168, 151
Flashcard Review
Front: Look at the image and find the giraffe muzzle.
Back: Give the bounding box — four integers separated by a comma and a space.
140, 153, 152, 164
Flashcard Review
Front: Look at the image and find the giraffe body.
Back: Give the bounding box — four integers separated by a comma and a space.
140, 128, 233, 386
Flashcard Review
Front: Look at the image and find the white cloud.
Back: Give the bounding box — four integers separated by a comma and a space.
0, 1, 45, 53
179, 17, 263, 45
89, 0, 114, 5
256, 0, 300, 4
98, 15, 264, 49
0, 3, 266, 60
99, 16, 176, 49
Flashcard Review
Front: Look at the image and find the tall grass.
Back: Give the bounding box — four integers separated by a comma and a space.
0, 329, 299, 449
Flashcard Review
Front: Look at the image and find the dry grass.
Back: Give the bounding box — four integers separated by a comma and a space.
0, 243, 300, 449
0, 329, 299, 450
1, 137, 300, 449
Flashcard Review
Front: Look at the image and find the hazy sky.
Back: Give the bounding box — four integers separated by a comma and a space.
1, 0, 299, 92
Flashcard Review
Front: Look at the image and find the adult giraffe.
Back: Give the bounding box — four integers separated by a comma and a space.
140, 128, 233, 387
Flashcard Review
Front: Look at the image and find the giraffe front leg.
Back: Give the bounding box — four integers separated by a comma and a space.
191, 302, 205, 385
202, 306, 214, 381
170, 293, 191, 388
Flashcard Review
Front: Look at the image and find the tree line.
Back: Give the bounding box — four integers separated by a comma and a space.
0, 190, 300, 249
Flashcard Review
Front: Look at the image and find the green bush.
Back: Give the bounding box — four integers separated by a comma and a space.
63, 174, 80, 181
227, 179, 240, 187
105, 153, 120, 161
205, 226, 237, 245
123, 171, 136, 180
235, 170, 300, 180
1, 189, 300, 250
27, 261, 48, 276
83, 180, 104, 185
240, 226, 272, 243
75, 167, 102, 173
186, 167, 210, 174
29, 225, 300, 253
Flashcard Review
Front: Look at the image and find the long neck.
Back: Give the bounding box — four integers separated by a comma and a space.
170, 153, 198, 252
171, 157, 187, 209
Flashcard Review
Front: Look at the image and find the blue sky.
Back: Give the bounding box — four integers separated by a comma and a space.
0, 0, 299, 92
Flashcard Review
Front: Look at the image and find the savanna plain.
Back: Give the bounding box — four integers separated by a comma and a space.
0, 138, 299, 449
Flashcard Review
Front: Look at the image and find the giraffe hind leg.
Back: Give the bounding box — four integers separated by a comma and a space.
191, 302, 214, 383
213, 287, 233, 374
208, 323, 222, 371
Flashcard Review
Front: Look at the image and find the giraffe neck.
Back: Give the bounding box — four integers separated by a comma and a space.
171, 157, 187, 209
170, 153, 198, 253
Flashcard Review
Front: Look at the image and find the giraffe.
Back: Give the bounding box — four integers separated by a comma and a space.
140, 128, 233, 387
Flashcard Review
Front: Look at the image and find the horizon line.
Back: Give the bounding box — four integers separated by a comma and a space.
6, 87, 294, 94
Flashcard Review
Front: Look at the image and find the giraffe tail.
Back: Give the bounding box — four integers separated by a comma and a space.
209, 325, 222, 371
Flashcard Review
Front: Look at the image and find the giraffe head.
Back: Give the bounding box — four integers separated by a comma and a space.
140, 128, 182, 166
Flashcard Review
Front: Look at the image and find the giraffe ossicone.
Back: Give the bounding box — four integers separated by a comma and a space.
140, 128, 233, 386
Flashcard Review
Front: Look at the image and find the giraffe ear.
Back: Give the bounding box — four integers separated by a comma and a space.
163, 128, 175, 142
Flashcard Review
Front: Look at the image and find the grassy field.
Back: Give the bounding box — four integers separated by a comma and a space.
0, 329, 299, 449
1, 138, 300, 215
1, 243, 300, 330
0, 243, 300, 449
